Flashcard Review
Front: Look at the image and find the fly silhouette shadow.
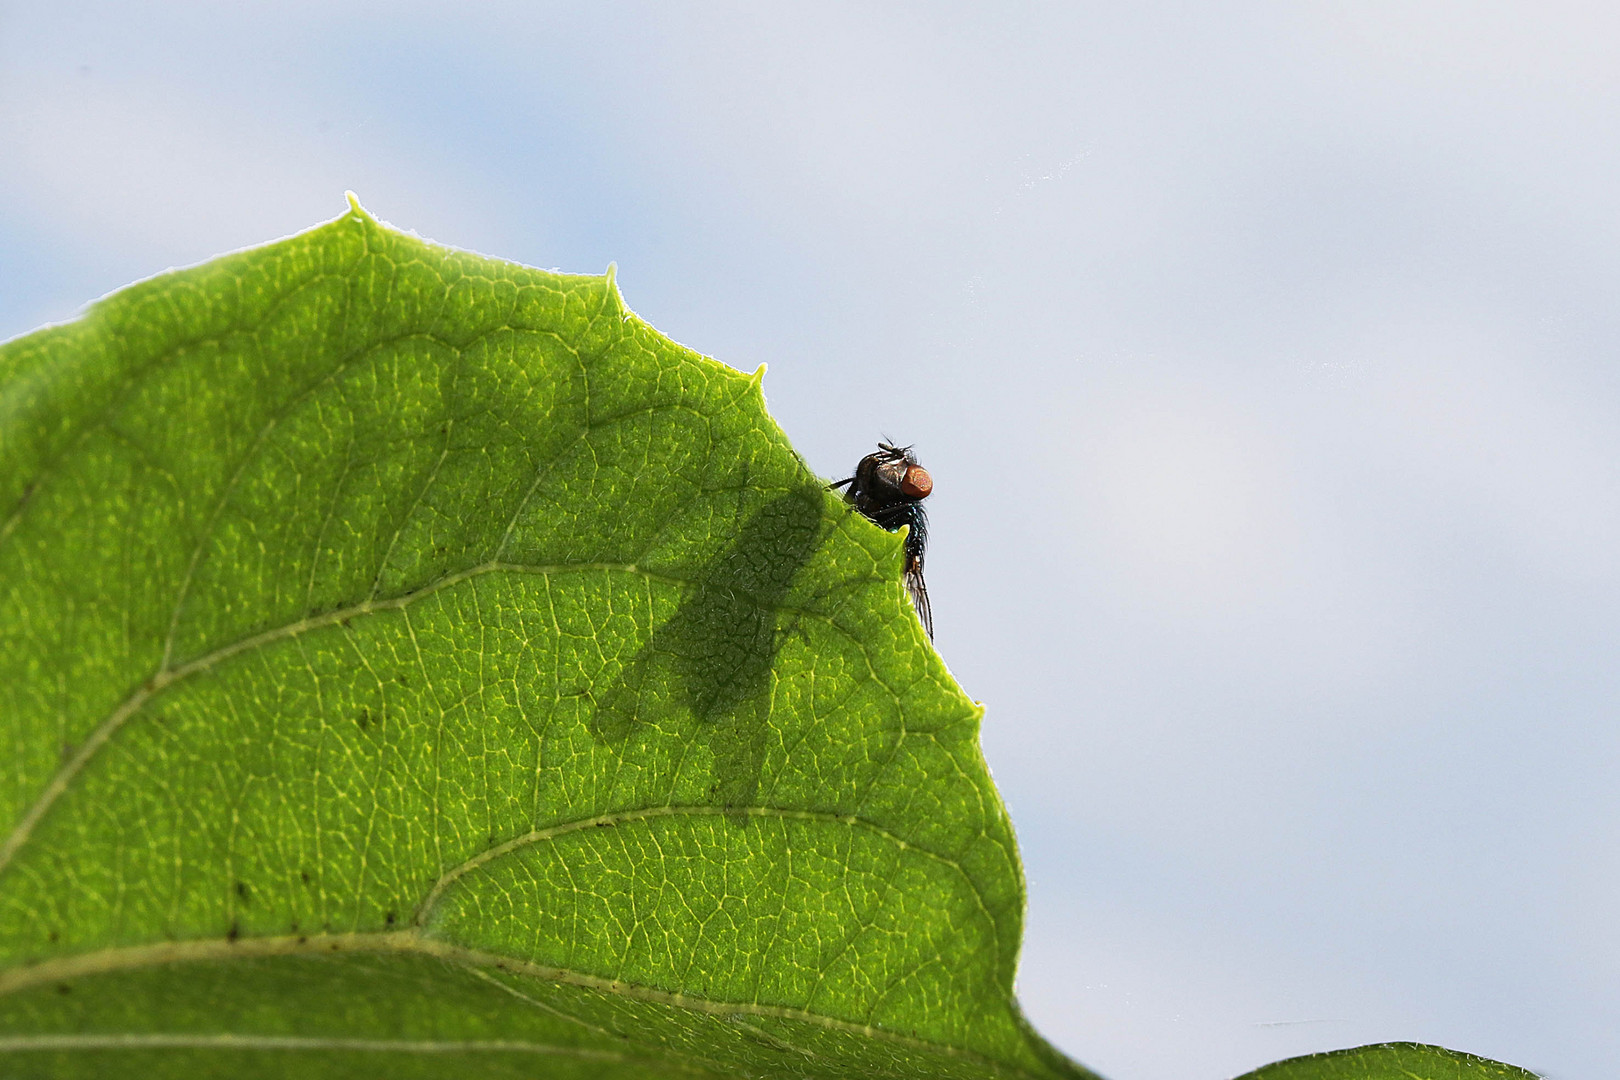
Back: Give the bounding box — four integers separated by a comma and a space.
589, 485, 829, 808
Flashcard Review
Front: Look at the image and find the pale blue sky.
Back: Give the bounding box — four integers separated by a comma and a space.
4, 4, 1616, 1078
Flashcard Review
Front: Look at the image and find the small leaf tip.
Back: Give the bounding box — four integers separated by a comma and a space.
343, 191, 368, 217
602, 263, 630, 320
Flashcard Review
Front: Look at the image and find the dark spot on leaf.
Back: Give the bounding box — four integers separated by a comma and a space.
397, 674, 408, 686
235, 881, 250, 902
355, 706, 371, 730
590, 484, 828, 811
47, 930, 58, 942
296, 935, 307, 945
227, 920, 240, 942
384, 911, 396, 926
299, 871, 311, 885
55, 984, 70, 995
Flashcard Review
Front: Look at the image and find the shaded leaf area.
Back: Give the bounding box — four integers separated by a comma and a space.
0, 203, 1087, 1079
0, 951, 1064, 1079
1233, 1043, 1541, 1080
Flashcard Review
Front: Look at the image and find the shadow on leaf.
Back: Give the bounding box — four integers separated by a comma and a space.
590, 484, 829, 807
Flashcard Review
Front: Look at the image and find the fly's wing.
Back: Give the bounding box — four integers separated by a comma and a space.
904, 565, 933, 640
899, 503, 931, 639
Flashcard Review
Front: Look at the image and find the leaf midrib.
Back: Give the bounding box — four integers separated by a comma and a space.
0, 927, 1044, 1080
0, 1032, 648, 1065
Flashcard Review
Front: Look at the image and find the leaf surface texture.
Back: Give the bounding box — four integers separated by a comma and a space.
0, 204, 1084, 1080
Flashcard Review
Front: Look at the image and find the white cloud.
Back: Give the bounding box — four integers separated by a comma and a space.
1064, 384, 1307, 612
1363, 340, 1620, 583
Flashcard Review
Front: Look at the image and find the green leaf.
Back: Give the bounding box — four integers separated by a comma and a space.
1233, 1043, 1541, 1080
0, 199, 1094, 1079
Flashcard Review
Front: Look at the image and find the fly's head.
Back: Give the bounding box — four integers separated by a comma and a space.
852, 442, 932, 511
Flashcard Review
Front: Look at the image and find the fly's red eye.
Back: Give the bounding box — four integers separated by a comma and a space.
900, 465, 932, 499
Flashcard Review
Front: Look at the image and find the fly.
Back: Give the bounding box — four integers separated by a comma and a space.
831, 442, 934, 638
